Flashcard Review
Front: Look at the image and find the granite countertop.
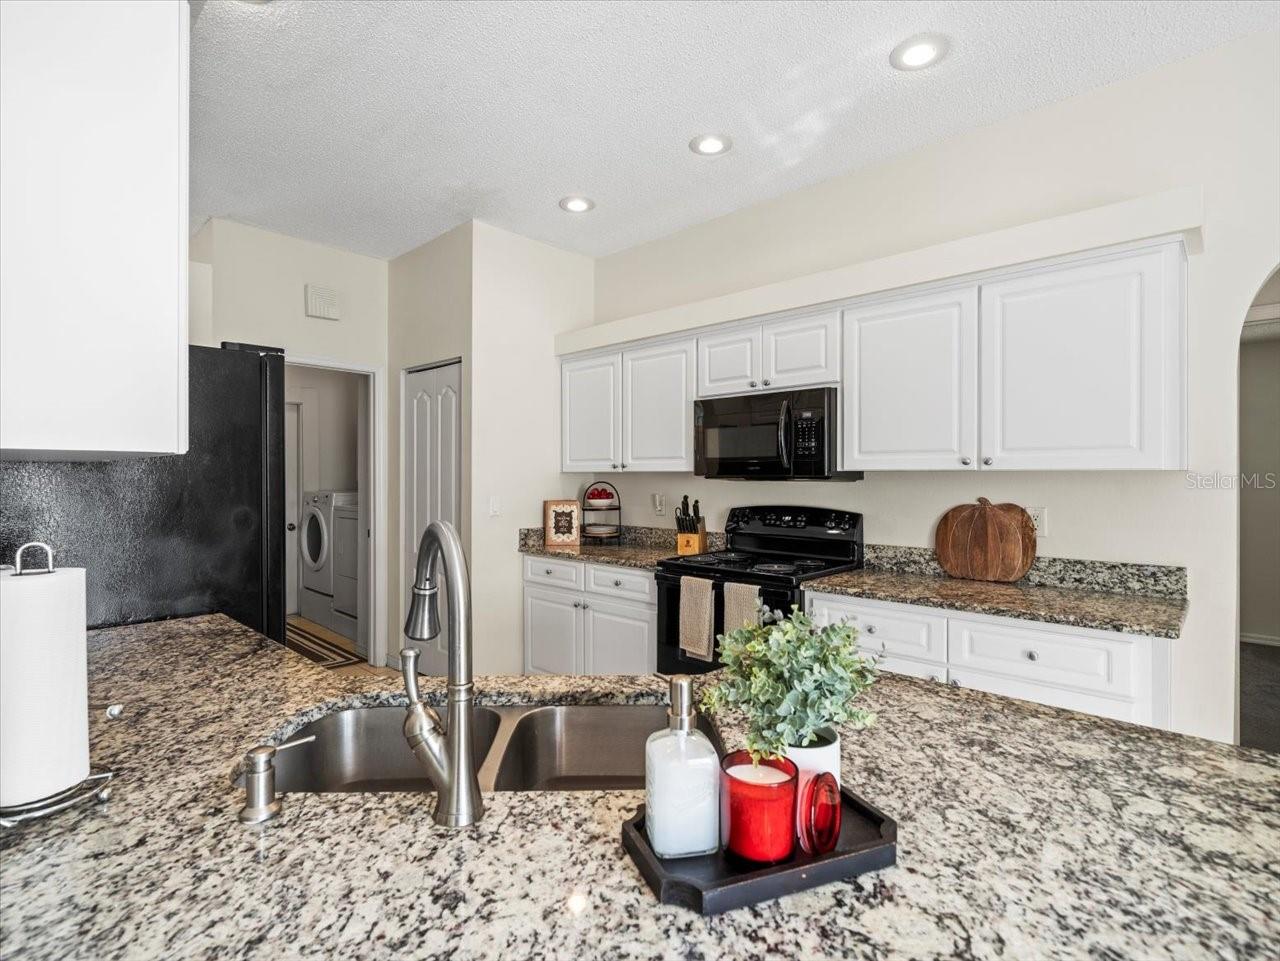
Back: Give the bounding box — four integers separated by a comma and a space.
519, 542, 671, 571
3, 614, 1274, 960
516, 543, 1186, 638
807, 569, 1188, 638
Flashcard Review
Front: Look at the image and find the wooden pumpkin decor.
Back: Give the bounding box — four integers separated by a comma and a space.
935, 497, 1037, 583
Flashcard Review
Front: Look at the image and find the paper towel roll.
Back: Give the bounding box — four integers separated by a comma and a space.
0, 562, 89, 808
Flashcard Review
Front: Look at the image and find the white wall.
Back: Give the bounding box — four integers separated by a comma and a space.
387, 221, 473, 661
285, 364, 361, 491
1239, 337, 1280, 643
587, 31, 1280, 743
470, 221, 593, 673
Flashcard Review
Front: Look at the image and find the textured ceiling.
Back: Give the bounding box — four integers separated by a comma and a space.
190, 0, 1280, 260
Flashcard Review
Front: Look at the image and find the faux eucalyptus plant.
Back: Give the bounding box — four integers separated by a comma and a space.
701, 605, 878, 760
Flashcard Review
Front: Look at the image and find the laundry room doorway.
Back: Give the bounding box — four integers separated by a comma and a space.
284, 358, 385, 670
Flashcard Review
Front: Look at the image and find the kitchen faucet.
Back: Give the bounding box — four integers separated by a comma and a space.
400, 520, 483, 828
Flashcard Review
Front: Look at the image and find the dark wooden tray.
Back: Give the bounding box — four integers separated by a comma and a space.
621, 787, 897, 915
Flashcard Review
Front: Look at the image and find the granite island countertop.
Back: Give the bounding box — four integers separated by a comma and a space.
2, 613, 1274, 961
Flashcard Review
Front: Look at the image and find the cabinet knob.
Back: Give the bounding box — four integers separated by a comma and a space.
762, 379, 771, 386
749, 380, 758, 388
610, 463, 618, 469
613, 579, 622, 587
581, 603, 590, 610
865, 624, 877, 635
545, 568, 553, 575
948, 678, 960, 688
960, 457, 972, 466
573, 601, 581, 608
1025, 650, 1039, 662
620, 463, 627, 469
983, 457, 993, 466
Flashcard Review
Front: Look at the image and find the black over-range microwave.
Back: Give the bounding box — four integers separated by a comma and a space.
694, 387, 861, 480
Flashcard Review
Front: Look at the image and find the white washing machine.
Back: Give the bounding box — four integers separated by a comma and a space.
299, 490, 357, 630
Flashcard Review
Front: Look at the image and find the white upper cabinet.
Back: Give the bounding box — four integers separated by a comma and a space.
697, 326, 762, 397
841, 288, 979, 471
761, 311, 840, 390
562, 339, 694, 472
1, 0, 190, 458
698, 314, 839, 397
623, 340, 695, 471
562, 354, 623, 471
979, 243, 1185, 470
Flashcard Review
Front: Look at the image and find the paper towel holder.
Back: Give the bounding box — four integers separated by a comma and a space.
12, 542, 55, 576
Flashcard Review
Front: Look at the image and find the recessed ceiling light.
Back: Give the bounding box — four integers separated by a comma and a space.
558, 196, 595, 213
689, 134, 733, 156
890, 34, 949, 71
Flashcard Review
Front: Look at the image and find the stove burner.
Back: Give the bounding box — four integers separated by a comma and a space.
793, 559, 827, 570
683, 554, 721, 564
716, 552, 751, 562
753, 562, 798, 575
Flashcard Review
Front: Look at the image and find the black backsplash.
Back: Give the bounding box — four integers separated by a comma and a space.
0, 346, 281, 634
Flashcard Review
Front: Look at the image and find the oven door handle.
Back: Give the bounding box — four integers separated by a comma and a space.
778, 398, 791, 470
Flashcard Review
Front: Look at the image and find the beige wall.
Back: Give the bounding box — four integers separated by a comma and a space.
285, 364, 362, 492
189, 218, 388, 368
588, 31, 1280, 742
1239, 337, 1280, 643
469, 221, 594, 673
387, 222, 474, 661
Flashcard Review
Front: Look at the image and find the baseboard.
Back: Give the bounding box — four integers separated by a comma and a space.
1241, 632, 1280, 648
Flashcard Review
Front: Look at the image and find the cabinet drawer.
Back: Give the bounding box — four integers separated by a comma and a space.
948, 669, 1143, 725
585, 564, 655, 605
948, 617, 1134, 699
807, 594, 946, 663
523, 556, 585, 591
877, 655, 946, 683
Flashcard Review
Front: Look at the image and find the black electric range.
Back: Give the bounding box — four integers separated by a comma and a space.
655, 505, 863, 674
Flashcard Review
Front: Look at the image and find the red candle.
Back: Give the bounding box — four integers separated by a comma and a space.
720, 751, 798, 863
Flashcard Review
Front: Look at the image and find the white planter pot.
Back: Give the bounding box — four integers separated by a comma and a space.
783, 727, 841, 833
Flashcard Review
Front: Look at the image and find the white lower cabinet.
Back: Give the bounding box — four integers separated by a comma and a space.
523, 585, 582, 675
523, 560, 656, 675
806, 591, 1170, 728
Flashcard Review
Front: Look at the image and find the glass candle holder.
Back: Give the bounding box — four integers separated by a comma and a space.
720, 751, 798, 863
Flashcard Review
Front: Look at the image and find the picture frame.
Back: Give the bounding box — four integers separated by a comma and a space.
544, 499, 581, 547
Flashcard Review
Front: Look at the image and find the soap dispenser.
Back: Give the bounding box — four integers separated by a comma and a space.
644, 675, 719, 858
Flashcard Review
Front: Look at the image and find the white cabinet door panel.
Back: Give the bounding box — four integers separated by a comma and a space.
761, 312, 840, 389
877, 655, 947, 683
524, 586, 583, 675
586, 564, 656, 605
697, 327, 762, 397
583, 599, 656, 674
948, 669, 1143, 725
841, 288, 978, 470
948, 616, 1136, 700
1, 0, 190, 457
979, 244, 1184, 469
807, 593, 947, 663
623, 340, 695, 471
561, 354, 622, 471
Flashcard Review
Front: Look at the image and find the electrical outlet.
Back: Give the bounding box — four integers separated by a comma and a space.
1026, 507, 1048, 537
652, 493, 665, 515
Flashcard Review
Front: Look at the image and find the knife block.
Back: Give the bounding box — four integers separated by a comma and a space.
676, 527, 708, 556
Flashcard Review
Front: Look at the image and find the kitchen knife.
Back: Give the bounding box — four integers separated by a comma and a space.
681, 495, 690, 529
692, 499, 701, 531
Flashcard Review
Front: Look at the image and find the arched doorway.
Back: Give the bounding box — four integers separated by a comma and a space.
1239, 265, 1280, 752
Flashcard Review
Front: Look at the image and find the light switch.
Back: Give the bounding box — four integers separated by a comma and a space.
652, 493, 665, 515
488, 496, 501, 517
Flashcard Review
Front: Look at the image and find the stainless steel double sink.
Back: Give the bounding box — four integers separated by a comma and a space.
260, 704, 723, 795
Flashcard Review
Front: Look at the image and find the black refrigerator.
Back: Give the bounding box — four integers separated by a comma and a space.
0, 343, 286, 641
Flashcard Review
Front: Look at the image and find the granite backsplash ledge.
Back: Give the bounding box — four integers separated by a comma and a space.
517, 527, 1186, 599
